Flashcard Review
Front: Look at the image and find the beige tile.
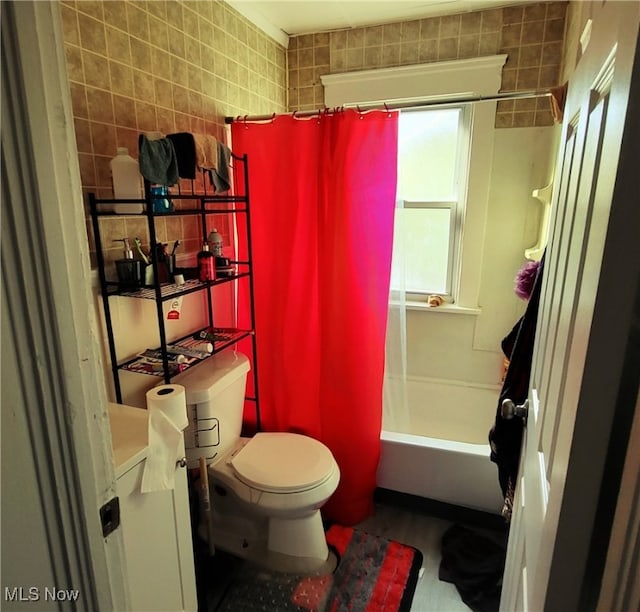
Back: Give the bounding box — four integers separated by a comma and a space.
114, 94, 138, 128
188, 64, 203, 93
331, 30, 347, 52
459, 34, 480, 58
514, 97, 537, 112
315, 46, 330, 66
151, 47, 172, 78
400, 42, 420, 64
106, 25, 131, 64
69, 81, 89, 118
76, 1, 104, 21
461, 12, 482, 35
513, 111, 535, 127
347, 28, 365, 48
383, 22, 402, 45
87, 87, 115, 123
131, 39, 152, 73
440, 15, 461, 38
166, 1, 184, 31
420, 18, 439, 39
365, 25, 384, 47
170, 56, 190, 88
297, 33, 315, 50
481, 9, 502, 33
78, 12, 107, 55
419, 39, 438, 62
60, 4, 80, 46
149, 16, 170, 52
90, 122, 117, 157
364, 46, 383, 68
382, 44, 400, 67
438, 37, 458, 61
74, 118, 93, 153
133, 70, 155, 102
65, 44, 84, 83
479, 32, 501, 55
84, 51, 111, 89
147, 0, 167, 21
172, 84, 190, 115
314, 32, 330, 47
103, 1, 128, 32
186, 36, 201, 64
401, 20, 420, 42
136, 100, 158, 133
126, 4, 150, 42
109, 60, 134, 97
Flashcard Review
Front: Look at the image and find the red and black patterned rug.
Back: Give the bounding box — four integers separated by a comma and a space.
216, 524, 423, 611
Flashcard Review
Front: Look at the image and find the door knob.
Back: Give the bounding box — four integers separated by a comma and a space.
501, 398, 529, 420
176, 457, 187, 468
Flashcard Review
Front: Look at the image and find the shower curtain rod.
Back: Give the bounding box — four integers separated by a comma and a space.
224, 88, 552, 123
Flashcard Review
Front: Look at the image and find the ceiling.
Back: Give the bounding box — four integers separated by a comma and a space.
227, 0, 537, 45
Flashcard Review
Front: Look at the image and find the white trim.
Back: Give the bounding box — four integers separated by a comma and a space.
2, 2, 128, 608
321, 55, 507, 107
227, 0, 290, 48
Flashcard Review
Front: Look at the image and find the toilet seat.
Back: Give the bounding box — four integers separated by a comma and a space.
231, 432, 336, 493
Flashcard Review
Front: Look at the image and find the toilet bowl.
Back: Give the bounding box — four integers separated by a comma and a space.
174, 351, 340, 571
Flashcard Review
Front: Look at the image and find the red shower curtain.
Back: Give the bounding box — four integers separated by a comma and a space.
231, 110, 398, 525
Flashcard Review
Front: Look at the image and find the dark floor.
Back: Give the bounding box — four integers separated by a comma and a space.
194, 492, 508, 612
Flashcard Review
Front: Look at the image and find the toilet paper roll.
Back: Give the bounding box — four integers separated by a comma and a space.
141, 384, 188, 493
174, 274, 185, 285
147, 384, 188, 430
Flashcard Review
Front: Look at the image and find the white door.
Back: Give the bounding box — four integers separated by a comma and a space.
500, 3, 640, 611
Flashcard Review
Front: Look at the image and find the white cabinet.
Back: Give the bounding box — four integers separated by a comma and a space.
110, 403, 197, 612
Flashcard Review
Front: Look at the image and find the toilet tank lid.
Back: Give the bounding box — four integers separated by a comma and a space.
172, 350, 250, 404
231, 432, 337, 493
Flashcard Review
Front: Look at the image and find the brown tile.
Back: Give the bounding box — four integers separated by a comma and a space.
517, 67, 540, 89
172, 84, 190, 115
84, 51, 111, 89
400, 42, 420, 64
166, 1, 184, 31
311, 32, 328, 47
522, 21, 545, 44
519, 44, 542, 67
440, 15, 461, 38
495, 112, 513, 128
174, 111, 190, 132
502, 6, 524, 25
364, 46, 383, 68
74, 118, 93, 153
535, 107, 554, 126
298, 86, 314, 107
459, 34, 480, 58
69, 81, 89, 118
382, 44, 400, 67
297, 33, 315, 49
151, 47, 171, 78
170, 56, 189, 88
331, 49, 347, 72
315, 45, 330, 66
103, 1, 128, 33
188, 64, 203, 92
513, 111, 535, 127
419, 39, 438, 62
126, 4, 149, 42
542, 40, 563, 65
365, 25, 383, 47
169, 28, 187, 58
347, 29, 365, 48
402, 20, 421, 41
90, 122, 117, 157
331, 30, 347, 52
346, 48, 364, 70
149, 16, 170, 53
539, 64, 560, 87
501, 23, 522, 48
133, 70, 155, 102
503, 47, 520, 69
383, 23, 402, 45
186, 36, 201, 64
438, 37, 458, 61
501, 68, 517, 91
115, 127, 139, 156
109, 60, 134, 96
136, 101, 158, 133
420, 17, 439, 39
299, 47, 314, 67
60, 4, 80, 46
106, 26, 130, 64
131, 39, 152, 73
78, 13, 107, 56
76, 1, 104, 21
87, 87, 114, 123
524, 3, 547, 22
147, 0, 167, 21
461, 12, 482, 35
544, 19, 566, 43
514, 97, 537, 112
65, 44, 84, 82
78, 153, 97, 187
479, 32, 501, 55
481, 9, 502, 33
547, 2, 568, 20
113, 95, 138, 128
497, 99, 515, 113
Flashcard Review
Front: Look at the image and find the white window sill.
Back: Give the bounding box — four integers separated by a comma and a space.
390, 300, 482, 315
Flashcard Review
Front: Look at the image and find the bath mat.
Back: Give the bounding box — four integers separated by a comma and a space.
215, 524, 423, 611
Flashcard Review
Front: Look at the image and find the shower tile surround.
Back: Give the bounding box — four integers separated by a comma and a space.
61, 0, 287, 268
287, 1, 567, 129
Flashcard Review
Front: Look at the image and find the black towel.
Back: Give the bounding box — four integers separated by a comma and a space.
138, 135, 179, 186
167, 132, 197, 179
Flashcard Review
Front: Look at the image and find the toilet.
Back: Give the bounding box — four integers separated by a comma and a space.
175, 350, 340, 571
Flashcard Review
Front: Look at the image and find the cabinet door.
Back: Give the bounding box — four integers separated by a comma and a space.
117, 450, 197, 612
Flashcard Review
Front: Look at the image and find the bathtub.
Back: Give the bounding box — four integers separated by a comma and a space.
377, 377, 504, 514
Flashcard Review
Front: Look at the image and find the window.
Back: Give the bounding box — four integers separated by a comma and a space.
322, 55, 506, 308
391, 106, 471, 298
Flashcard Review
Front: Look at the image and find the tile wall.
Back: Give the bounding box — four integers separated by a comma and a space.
60, 0, 287, 266
287, 1, 568, 128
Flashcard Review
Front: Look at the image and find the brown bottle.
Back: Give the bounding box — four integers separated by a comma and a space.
197, 242, 215, 282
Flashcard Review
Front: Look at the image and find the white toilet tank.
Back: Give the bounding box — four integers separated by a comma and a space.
173, 350, 250, 468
